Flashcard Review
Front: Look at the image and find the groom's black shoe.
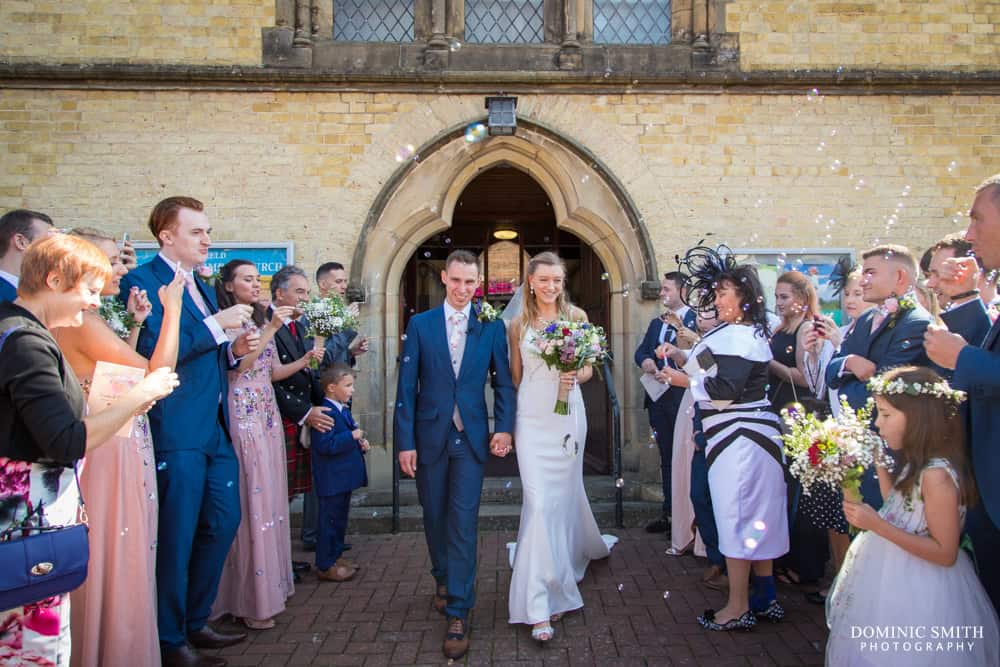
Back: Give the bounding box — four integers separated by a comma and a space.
188, 625, 247, 650
443, 616, 470, 659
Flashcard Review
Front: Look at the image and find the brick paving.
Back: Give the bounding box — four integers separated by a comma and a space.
208, 528, 827, 666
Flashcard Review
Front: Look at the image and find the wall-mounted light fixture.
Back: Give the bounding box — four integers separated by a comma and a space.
485, 96, 517, 136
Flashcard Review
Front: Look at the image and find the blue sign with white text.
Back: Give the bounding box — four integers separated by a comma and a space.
133, 244, 292, 277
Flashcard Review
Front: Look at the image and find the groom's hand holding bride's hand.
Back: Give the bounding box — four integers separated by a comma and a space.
490, 432, 512, 458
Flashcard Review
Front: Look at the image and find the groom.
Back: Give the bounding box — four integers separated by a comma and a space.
394, 249, 515, 660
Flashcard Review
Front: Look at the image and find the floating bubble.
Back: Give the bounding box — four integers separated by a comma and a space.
120, 527, 129, 536
505, 481, 513, 489
312, 634, 323, 645
395, 144, 416, 163
829, 129, 838, 137
948, 160, 958, 174
615, 478, 625, 488
444, 237, 452, 245
255, 569, 264, 576
829, 160, 842, 171
157, 462, 167, 471
754, 199, 764, 208
785, 345, 794, 354
753, 519, 766, 531
663, 591, 671, 600
463, 122, 487, 143
756, 296, 765, 303
372, 510, 379, 518
816, 142, 826, 152
403, 355, 410, 362
401, 334, 407, 341
603, 69, 612, 79
617, 583, 625, 592
807, 88, 820, 98
581, 174, 590, 184
601, 272, 609, 281
744, 537, 759, 549
423, 251, 431, 258
448, 38, 462, 52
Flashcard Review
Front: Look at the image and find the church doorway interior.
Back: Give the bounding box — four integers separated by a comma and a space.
400, 166, 612, 475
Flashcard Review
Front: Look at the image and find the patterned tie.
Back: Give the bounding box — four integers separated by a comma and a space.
183, 272, 210, 317
448, 311, 467, 431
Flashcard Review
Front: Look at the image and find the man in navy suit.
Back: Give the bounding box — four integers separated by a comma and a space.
634, 271, 697, 533
394, 249, 515, 660
826, 244, 932, 508
121, 196, 259, 667
926, 174, 1000, 613
0, 209, 54, 302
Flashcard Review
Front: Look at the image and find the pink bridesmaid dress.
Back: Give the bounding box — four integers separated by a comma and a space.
70, 410, 160, 667
210, 337, 294, 623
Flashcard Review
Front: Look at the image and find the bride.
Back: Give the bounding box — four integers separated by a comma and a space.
505, 251, 615, 642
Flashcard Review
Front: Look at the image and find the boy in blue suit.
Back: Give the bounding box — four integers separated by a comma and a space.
311, 363, 369, 583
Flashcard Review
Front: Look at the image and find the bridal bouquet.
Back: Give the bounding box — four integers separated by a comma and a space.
536, 321, 608, 415
299, 295, 359, 369
98, 296, 138, 340
780, 396, 891, 504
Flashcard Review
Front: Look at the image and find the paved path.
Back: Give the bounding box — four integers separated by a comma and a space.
210, 528, 827, 666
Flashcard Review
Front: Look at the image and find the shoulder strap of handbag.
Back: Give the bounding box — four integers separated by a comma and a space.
0, 324, 87, 533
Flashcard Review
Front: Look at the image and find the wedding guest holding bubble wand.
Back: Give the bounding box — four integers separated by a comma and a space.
209, 259, 322, 630
0, 234, 178, 666
656, 245, 788, 632
52, 228, 184, 667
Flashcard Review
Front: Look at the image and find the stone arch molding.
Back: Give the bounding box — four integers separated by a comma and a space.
351, 122, 656, 480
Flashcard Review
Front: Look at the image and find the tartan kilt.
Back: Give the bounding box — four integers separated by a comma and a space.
284, 417, 312, 496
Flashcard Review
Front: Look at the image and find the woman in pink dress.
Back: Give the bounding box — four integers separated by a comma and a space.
210, 259, 319, 629
53, 228, 184, 667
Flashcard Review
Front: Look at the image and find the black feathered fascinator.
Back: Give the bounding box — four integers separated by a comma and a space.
827, 255, 857, 298
674, 243, 738, 311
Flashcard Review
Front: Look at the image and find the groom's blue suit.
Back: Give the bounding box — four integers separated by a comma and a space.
394, 304, 515, 619
121, 254, 241, 648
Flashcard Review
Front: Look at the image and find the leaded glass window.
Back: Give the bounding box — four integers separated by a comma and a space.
593, 0, 671, 45
464, 0, 544, 44
333, 0, 415, 42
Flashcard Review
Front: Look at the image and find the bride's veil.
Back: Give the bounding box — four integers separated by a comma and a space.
501, 284, 524, 325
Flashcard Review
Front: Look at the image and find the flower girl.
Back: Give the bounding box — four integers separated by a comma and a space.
826, 366, 999, 666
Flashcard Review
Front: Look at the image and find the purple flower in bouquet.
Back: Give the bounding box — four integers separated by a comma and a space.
534, 320, 608, 415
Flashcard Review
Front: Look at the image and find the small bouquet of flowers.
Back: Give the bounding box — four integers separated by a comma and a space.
476, 300, 503, 323
299, 295, 359, 369
780, 396, 891, 505
535, 321, 608, 415
98, 297, 139, 340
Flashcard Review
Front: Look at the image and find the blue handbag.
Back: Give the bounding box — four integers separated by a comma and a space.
0, 325, 90, 609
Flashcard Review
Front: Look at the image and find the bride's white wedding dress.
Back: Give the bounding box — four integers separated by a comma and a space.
507, 327, 616, 625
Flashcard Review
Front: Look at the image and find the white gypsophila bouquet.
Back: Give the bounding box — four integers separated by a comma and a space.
299, 295, 359, 369
781, 396, 892, 503
98, 297, 138, 340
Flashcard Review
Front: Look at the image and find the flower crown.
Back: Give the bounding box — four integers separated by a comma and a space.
867, 374, 966, 405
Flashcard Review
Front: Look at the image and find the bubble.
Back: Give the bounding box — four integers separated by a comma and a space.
948, 160, 958, 174
663, 591, 671, 600
854, 178, 865, 190
372, 510, 379, 518
816, 142, 826, 152
403, 355, 410, 362
744, 537, 759, 549
753, 519, 766, 531
617, 583, 625, 592
401, 334, 407, 341
463, 122, 487, 144
829, 159, 842, 171
505, 481, 513, 489
150, 540, 158, 550
756, 296, 765, 303
120, 527, 129, 536
148, 493, 156, 500
600, 272, 609, 281
156, 462, 167, 471
581, 174, 590, 184
807, 88, 820, 98
256, 569, 264, 576
785, 345, 794, 354
448, 38, 462, 52
754, 199, 764, 208
615, 478, 625, 488
312, 634, 322, 644
603, 68, 612, 79
395, 144, 416, 163
793, 259, 804, 269
901, 185, 911, 197
829, 129, 838, 137
621, 289, 630, 298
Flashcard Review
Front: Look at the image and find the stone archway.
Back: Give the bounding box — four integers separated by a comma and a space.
350, 119, 659, 489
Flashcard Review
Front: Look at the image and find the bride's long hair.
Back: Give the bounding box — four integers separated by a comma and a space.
520, 251, 579, 333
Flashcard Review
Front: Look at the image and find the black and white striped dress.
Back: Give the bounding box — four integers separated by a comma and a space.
687, 323, 789, 560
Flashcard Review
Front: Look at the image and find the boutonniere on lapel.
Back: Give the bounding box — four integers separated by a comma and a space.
476, 300, 504, 323
195, 264, 220, 287
882, 291, 916, 330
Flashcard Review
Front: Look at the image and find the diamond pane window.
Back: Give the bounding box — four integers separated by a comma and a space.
594, 0, 671, 45
464, 0, 544, 44
334, 0, 414, 42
